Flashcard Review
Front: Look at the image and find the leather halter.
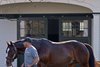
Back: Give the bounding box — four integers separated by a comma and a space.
6, 44, 17, 62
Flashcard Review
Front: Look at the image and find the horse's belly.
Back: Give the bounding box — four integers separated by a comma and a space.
49, 48, 73, 64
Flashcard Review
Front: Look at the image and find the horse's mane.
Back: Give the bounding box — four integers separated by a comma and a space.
31, 38, 51, 45
14, 38, 51, 48
14, 40, 24, 48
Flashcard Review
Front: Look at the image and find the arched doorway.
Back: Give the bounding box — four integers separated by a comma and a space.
0, 2, 93, 67
0, 2, 93, 43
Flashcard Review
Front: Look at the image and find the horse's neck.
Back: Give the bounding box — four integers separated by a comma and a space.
32, 40, 41, 50
17, 47, 25, 54
33, 39, 50, 49
14, 41, 25, 54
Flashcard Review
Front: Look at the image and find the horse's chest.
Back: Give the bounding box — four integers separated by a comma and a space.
38, 47, 50, 61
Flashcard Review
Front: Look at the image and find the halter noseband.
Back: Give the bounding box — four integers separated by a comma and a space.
12, 45, 17, 60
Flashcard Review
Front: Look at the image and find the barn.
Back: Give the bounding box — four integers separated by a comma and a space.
0, 0, 100, 67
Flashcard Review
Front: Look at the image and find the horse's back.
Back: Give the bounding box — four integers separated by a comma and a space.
51, 40, 77, 45
51, 40, 86, 49
42, 39, 89, 55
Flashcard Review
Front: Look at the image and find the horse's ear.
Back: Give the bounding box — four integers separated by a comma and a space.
10, 41, 13, 45
6, 41, 10, 46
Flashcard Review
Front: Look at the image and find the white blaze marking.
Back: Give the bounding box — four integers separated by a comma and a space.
6, 48, 10, 57
7, 48, 10, 53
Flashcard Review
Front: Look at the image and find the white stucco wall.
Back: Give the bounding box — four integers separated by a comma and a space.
92, 14, 100, 61
0, 19, 17, 67
0, 0, 100, 12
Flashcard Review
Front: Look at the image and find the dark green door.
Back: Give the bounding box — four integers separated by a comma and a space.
48, 19, 59, 42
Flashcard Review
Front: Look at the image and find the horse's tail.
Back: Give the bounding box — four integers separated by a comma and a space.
84, 43, 95, 67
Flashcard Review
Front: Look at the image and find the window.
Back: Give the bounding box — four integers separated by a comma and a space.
62, 20, 88, 37
19, 18, 47, 38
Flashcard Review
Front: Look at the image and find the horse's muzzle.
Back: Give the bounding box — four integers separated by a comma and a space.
6, 60, 13, 67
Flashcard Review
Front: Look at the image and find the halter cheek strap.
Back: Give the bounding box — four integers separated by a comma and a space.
12, 53, 16, 60
6, 45, 17, 61
6, 47, 9, 53
12, 45, 17, 60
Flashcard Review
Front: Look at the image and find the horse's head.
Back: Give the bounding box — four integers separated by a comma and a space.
5, 37, 41, 67
6, 41, 17, 67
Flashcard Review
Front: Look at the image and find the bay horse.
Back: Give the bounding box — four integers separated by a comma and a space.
6, 37, 95, 67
